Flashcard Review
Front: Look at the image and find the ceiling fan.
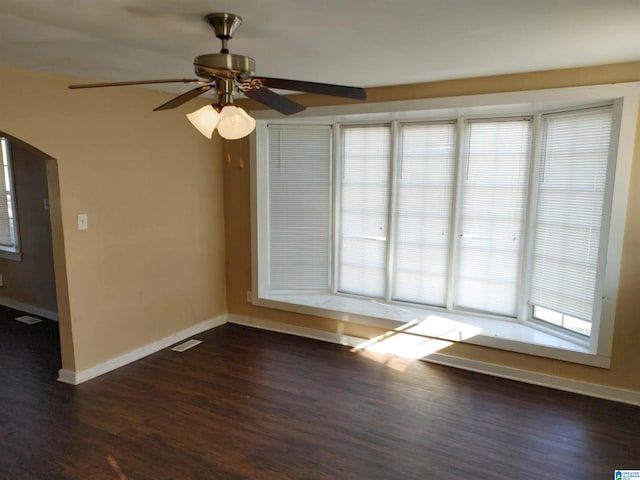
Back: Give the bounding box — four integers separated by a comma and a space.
68, 12, 367, 139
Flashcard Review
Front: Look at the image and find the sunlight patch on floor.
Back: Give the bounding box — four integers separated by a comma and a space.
351, 315, 483, 371
107, 454, 128, 479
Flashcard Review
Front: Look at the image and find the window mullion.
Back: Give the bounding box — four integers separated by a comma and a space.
331, 123, 342, 294
446, 119, 465, 310
385, 121, 401, 302
590, 98, 624, 351
518, 113, 542, 323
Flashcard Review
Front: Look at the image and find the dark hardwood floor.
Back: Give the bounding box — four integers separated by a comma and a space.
1, 307, 639, 479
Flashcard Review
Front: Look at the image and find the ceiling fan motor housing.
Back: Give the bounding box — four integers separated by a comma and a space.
194, 53, 255, 81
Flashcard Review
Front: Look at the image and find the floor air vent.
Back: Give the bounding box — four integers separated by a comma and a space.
15, 315, 43, 325
171, 339, 202, 352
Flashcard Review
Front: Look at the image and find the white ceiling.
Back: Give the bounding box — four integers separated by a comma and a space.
1, 0, 639, 97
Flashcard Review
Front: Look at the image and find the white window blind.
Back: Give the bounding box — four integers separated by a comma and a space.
268, 125, 332, 290
260, 96, 623, 347
0, 137, 17, 251
392, 122, 456, 306
338, 125, 391, 298
455, 119, 531, 316
529, 106, 613, 323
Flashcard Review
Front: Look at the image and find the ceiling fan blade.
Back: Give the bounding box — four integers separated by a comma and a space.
153, 85, 214, 111
243, 87, 306, 115
254, 77, 366, 100
68, 78, 204, 89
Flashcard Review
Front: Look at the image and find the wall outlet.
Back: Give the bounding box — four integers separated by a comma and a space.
246, 290, 252, 303
0, 274, 3, 286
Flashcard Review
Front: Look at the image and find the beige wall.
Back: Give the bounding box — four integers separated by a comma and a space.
227, 62, 640, 392
0, 138, 57, 314
0, 65, 227, 372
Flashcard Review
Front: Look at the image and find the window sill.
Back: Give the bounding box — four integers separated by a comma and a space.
253, 292, 610, 368
0, 249, 22, 261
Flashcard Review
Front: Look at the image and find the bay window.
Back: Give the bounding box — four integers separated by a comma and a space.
252, 85, 638, 366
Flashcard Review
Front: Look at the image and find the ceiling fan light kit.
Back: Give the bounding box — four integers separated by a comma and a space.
217, 106, 256, 140
186, 105, 220, 139
68, 12, 366, 141
186, 104, 255, 140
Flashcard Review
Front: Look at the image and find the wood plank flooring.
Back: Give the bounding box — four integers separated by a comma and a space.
1, 308, 639, 479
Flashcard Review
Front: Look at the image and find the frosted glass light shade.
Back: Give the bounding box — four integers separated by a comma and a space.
186, 105, 220, 139
216, 106, 256, 140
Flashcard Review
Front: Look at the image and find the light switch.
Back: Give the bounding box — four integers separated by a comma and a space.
78, 213, 88, 230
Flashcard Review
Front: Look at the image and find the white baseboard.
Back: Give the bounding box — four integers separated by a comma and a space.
57, 315, 228, 385
228, 314, 640, 407
227, 314, 364, 347
423, 353, 640, 407
0, 296, 58, 321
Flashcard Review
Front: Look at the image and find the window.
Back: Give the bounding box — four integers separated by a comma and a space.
253, 85, 637, 366
268, 126, 332, 290
393, 122, 456, 306
0, 137, 20, 259
528, 107, 613, 337
455, 118, 531, 316
339, 125, 391, 297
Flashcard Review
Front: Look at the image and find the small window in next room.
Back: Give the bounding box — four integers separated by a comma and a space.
0, 137, 20, 260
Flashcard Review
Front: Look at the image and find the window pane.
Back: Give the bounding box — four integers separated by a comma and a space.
563, 315, 591, 336
268, 126, 332, 290
533, 306, 592, 336
392, 122, 456, 306
455, 119, 531, 316
338, 126, 391, 298
530, 106, 613, 325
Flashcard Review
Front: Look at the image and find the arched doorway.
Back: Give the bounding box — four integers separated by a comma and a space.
0, 132, 72, 374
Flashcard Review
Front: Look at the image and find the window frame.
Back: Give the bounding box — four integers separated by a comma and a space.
251, 83, 640, 368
